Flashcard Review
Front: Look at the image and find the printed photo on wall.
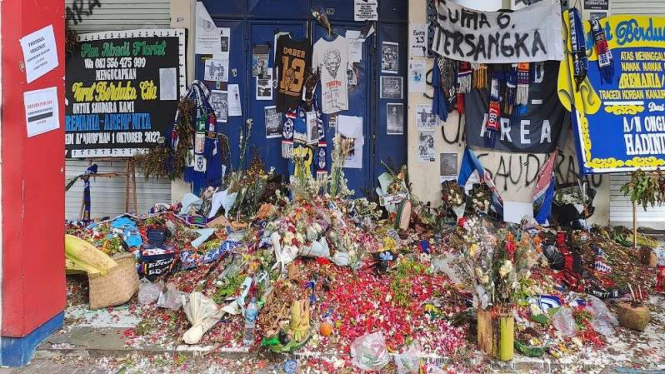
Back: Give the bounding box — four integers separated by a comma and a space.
416, 104, 438, 129
418, 131, 435, 162
265, 105, 282, 139
439, 152, 458, 182
210, 90, 228, 123
204, 58, 229, 82
386, 103, 404, 135
381, 41, 399, 74
159, 68, 177, 101
380, 76, 403, 99
306, 111, 319, 144
252, 44, 270, 78
256, 70, 273, 101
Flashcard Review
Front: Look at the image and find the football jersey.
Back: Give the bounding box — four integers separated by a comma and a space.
275, 35, 311, 112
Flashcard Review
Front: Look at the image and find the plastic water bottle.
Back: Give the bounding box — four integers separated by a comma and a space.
243, 297, 258, 346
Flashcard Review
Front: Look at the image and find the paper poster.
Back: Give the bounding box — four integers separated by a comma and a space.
354, 0, 378, 21
347, 30, 363, 63
418, 131, 436, 162
386, 103, 404, 135
204, 58, 229, 82
24, 87, 59, 137
409, 23, 428, 57
380, 76, 403, 99
265, 105, 282, 138
409, 60, 427, 93
306, 111, 319, 144
256, 70, 273, 101
219, 27, 231, 60
195, 2, 222, 55
381, 42, 399, 74
19, 25, 59, 83
416, 104, 438, 129
338, 115, 364, 169
329, 114, 338, 132
584, 0, 608, 10
210, 90, 228, 123
228, 84, 242, 117
159, 68, 178, 101
253, 45, 270, 77
440, 152, 458, 183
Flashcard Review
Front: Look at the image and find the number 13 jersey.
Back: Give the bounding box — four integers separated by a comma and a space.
275, 36, 311, 112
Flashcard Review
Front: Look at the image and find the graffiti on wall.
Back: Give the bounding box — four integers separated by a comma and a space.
66, 0, 102, 25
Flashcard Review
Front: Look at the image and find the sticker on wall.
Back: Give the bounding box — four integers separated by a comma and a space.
210, 90, 228, 124
418, 131, 436, 162
204, 58, 229, 82
227, 84, 242, 117
265, 105, 282, 139
256, 70, 273, 101
253, 45, 270, 78
440, 152, 458, 183
380, 76, 403, 99
354, 0, 378, 21
19, 25, 59, 83
386, 103, 404, 135
416, 104, 438, 129
409, 23, 428, 57
24, 86, 59, 137
381, 42, 399, 74
408, 60, 427, 93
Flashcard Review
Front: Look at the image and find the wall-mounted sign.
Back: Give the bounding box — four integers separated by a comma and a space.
584, 0, 608, 11
568, 16, 665, 174
65, 29, 186, 158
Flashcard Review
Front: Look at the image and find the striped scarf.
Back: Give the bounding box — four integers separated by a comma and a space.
591, 18, 614, 84
569, 9, 588, 89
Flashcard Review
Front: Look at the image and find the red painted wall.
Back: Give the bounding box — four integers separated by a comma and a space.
1, 0, 66, 336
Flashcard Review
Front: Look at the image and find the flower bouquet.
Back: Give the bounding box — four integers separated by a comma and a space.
467, 183, 492, 214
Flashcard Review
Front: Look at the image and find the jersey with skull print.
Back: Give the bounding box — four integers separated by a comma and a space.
312, 36, 349, 114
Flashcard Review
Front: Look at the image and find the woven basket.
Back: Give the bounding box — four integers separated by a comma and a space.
88, 253, 139, 310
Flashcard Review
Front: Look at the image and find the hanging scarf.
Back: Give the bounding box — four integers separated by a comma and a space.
591, 18, 614, 84
282, 109, 296, 159
314, 101, 328, 181
516, 62, 530, 106
471, 63, 488, 89
485, 73, 502, 148
432, 57, 449, 122
457, 61, 472, 94
504, 65, 517, 116
440, 57, 457, 104
569, 9, 588, 89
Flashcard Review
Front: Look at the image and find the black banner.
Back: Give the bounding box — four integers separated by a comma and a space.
65, 29, 186, 158
465, 61, 569, 153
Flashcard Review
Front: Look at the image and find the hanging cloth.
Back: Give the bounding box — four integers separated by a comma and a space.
504, 65, 517, 116
432, 57, 449, 122
590, 18, 614, 84
471, 63, 488, 89
485, 72, 502, 148
569, 9, 588, 89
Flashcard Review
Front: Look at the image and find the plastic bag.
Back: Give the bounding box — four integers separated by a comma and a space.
350, 332, 390, 371
138, 279, 163, 305
431, 253, 463, 285
395, 343, 421, 374
586, 295, 618, 336
182, 291, 226, 345
552, 307, 577, 337
157, 283, 186, 311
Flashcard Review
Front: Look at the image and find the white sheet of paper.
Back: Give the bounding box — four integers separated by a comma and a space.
195, 2, 222, 55
503, 201, 534, 224
354, 0, 378, 21
409, 23, 428, 57
20, 25, 58, 83
24, 87, 59, 137
338, 115, 364, 169
227, 84, 242, 116
219, 27, 231, 60
346, 30, 363, 63
409, 60, 427, 93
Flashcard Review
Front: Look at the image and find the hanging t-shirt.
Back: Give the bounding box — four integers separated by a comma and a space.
313, 36, 349, 114
275, 35, 311, 112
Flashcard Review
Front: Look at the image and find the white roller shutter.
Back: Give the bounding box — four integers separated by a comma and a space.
606, 2, 665, 228
65, 0, 173, 219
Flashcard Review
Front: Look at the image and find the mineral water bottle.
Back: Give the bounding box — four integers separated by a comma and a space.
243, 297, 258, 346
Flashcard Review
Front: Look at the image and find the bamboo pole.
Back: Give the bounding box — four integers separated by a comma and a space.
499, 314, 514, 361
633, 200, 638, 249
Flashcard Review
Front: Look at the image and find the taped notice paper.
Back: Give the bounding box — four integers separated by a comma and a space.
347, 30, 363, 63
338, 115, 364, 169
409, 60, 427, 93
195, 2, 222, 55
24, 87, 59, 137
219, 28, 231, 60
409, 23, 428, 57
354, 0, 378, 21
227, 84, 242, 117
20, 25, 59, 83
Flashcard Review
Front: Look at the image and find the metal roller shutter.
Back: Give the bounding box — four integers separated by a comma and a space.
65, 0, 173, 219
611, 0, 665, 15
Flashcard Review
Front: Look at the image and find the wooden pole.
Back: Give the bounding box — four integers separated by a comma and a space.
633, 200, 638, 249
